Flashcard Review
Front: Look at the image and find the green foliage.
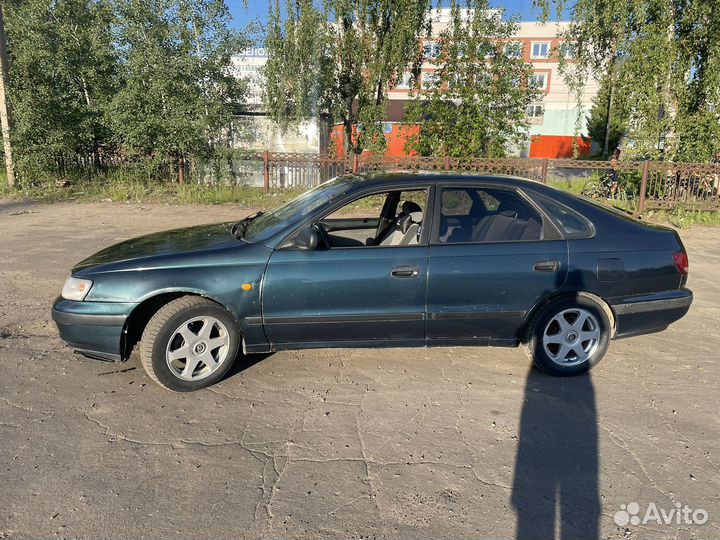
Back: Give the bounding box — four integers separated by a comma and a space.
3, 0, 247, 186
264, 0, 431, 156
0, 171, 305, 206
404, 0, 536, 158
110, 0, 247, 165
538, 0, 720, 162
585, 75, 627, 157
547, 177, 588, 195
5, 0, 118, 176
645, 207, 720, 228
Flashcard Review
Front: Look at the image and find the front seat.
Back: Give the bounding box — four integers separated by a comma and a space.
378, 201, 423, 246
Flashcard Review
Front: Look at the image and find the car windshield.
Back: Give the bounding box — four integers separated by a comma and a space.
242, 178, 354, 243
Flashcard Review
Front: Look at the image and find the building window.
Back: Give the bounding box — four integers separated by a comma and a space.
423, 72, 439, 89
531, 73, 548, 90
531, 42, 551, 59
396, 72, 412, 89
423, 42, 442, 60
505, 42, 523, 58
559, 42, 576, 59
527, 104, 544, 118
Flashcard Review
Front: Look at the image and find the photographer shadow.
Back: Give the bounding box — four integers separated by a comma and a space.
511, 368, 600, 539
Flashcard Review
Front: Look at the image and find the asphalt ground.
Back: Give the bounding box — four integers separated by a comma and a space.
1, 200, 718, 539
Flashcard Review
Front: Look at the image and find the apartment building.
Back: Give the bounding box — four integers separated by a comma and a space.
234, 10, 600, 158
380, 10, 599, 158
231, 47, 323, 154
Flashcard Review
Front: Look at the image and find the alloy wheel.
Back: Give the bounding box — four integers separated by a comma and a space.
542, 308, 601, 367
165, 316, 230, 381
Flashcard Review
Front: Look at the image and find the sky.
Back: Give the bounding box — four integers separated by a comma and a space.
226, 1, 567, 35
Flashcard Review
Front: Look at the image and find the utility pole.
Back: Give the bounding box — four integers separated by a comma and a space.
0, 1, 15, 188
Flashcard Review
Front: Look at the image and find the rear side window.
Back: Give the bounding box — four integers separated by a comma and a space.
437, 187, 544, 243
536, 196, 594, 239
441, 189, 474, 215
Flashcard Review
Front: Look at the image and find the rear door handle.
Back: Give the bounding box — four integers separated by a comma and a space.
391, 265, 420, 278
533, 260, 561, 272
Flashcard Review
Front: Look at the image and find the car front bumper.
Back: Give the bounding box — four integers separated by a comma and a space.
610, 288, 693, 338
52, 298, 136, 362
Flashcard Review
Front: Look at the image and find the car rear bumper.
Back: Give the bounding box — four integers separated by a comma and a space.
610, 288, 693, 338
52, 298, 136, 362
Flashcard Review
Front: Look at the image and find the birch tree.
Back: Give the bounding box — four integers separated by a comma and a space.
404, 0, 537, 158
264, 0, 431, 156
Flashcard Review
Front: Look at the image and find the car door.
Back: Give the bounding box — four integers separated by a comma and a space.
261, 186, 434, 348
426, 183, 568, 344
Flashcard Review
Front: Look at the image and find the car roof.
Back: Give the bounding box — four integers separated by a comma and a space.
344, 171, 547, 190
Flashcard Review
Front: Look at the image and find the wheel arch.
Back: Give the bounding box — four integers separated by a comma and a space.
121, 291, 241, 360
520, 290, 617, 343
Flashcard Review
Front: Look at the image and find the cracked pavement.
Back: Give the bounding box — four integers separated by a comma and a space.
1, 200, 719, 539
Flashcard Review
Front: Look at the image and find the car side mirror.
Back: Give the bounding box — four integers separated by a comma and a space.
293, 226, 318, 250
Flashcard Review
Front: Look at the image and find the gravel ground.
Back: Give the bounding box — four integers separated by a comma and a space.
1, 200, 718, 540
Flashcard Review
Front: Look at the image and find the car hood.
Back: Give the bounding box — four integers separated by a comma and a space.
73, 222, 238, 272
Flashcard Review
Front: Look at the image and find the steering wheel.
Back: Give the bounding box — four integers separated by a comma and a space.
313, 222, 330, 250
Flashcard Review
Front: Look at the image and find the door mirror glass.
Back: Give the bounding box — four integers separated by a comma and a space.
293, 226, 318, 250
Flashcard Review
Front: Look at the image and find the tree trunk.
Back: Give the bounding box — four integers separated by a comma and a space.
178, 153, 185, 184
602, 81, 614, 159
343, 118, 354, 160
0, 3, 16, 188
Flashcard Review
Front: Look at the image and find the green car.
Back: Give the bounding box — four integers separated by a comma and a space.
53, 173, 692, 391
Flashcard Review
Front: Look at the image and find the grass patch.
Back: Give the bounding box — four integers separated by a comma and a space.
644, 207, 720, 228
0, 177, 305, 210
547, 178, 589, 196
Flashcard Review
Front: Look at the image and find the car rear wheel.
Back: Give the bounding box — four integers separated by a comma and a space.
140, 296, 240, 391
526, 296, 611, 376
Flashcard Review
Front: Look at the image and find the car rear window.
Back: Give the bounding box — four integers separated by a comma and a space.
536, 196, 594, 239
438, 187, 544, 243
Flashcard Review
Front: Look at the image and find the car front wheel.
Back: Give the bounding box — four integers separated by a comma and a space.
140, 296, 240, 391
527, 296, 611, 376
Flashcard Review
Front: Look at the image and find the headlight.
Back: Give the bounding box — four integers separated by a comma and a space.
61, 277, 93, 301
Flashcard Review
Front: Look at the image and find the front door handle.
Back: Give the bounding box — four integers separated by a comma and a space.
533, 260, 561, 272
391, 265, 420, 278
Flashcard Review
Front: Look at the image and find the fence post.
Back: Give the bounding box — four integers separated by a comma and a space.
541, 158, 549, 183
352, 153, 359, 174
263, 151, 270, 193
638, 160, 649, 214
444, 154, 450, 171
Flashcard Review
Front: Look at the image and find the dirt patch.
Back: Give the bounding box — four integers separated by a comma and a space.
0, 200, 718, 539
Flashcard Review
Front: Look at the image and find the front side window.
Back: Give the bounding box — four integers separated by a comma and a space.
313, 189, 428, 249
437, 187, 544, 244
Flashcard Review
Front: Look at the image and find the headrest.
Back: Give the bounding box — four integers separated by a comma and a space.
401, 201, 422, 215
399, 211, 423, 233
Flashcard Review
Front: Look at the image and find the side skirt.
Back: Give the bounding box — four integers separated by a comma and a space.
266, 338, 520, 352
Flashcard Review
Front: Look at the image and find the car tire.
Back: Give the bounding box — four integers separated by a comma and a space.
526, 296, 611, 376
140, 296, 240, 392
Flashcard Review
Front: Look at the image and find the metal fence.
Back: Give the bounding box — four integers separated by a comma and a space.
231, 152, 720, 212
